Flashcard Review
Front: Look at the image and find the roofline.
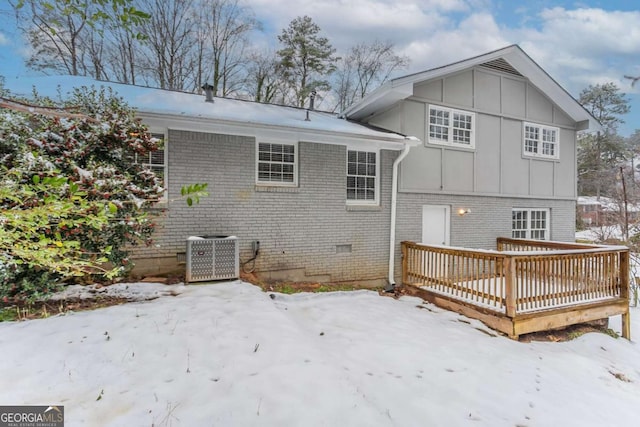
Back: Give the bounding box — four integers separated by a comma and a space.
138, 111, 417, 150
10, 75, 414, 145
390, 44, 521, 87
342, 44, 600, 132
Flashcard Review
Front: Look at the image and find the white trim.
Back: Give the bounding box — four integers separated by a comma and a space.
522, 122, 560, 160
139, 112, 407, 151
346, 148, 380, 206
427, 105, 476, 149
255, 139, 299, 187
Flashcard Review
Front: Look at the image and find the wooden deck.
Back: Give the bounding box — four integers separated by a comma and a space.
401, 238, 631, 340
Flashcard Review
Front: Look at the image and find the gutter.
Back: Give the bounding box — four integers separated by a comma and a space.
387, 136, 420, 292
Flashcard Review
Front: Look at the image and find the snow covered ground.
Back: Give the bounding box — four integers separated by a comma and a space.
1, 280, 639, 426
575, 226, 622, 243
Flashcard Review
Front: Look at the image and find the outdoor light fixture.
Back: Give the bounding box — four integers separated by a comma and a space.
458, 208, 471, 216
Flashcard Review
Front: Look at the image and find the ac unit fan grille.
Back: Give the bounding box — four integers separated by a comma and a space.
186, 236, 239, 282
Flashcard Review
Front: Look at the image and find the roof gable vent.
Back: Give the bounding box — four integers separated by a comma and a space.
479, 58, 523, 77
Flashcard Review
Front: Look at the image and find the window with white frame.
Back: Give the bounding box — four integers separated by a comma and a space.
512, 208, 550, 240
257, 142, 297, 185
523, 122, 559, 159
428, 105, 475, 148
347, 150, 377, 203
132, 132, 166, 196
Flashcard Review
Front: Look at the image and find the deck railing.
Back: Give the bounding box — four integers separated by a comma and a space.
402, 242, 507, 311
496, 237, 599, 252
401, 238, 629, 316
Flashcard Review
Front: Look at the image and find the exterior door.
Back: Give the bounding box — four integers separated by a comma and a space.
422, 205, 450, 245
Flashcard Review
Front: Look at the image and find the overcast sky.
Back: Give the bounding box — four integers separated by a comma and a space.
1, 0, 639, 135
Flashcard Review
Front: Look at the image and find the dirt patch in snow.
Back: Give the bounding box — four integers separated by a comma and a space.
1, 281, 186, 322
240, 271, 383, 294
1, 296, 131, 321
519, 321, 619, 342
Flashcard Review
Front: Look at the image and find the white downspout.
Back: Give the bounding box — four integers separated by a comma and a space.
386, 137, 417, 291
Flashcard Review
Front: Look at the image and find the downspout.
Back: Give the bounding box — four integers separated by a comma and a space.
386, 137, 417, 292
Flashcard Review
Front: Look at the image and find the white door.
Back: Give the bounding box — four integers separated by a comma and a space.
422, 205, 450, 245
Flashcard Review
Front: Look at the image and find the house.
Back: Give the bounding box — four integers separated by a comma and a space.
342, 44, 599, 281
6, 45, 599, 289
7, 75, 417, 286
577, 196, 640, 227
577, 196, 615, 226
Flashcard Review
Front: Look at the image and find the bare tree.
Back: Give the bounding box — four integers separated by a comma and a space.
15, 0, 92, 76
104, 23, 140, 84
333, 40, 409, 112
244, 50, 284, 103
98, 4, 147, 85
10, 0, 149, 79
137, 0, 197, 90
191, 0, 259, 96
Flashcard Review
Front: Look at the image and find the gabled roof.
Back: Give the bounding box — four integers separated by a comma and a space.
4, 75, 412, 148
342, 44, 600, 132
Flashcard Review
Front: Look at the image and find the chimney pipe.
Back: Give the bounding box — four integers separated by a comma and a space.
202, 84, 214, 103
305, 90, 317, 121
309, 90, 316, 111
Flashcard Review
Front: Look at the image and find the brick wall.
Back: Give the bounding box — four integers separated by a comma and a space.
392, 193, 576, 282
131, 129, 576, 286
132, 129, 398, 283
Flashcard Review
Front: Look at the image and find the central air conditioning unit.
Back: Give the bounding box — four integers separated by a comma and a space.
186, 235, 239, 283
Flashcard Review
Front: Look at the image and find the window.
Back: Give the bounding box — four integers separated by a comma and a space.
512, 208, 549, 240
347, 150, 377, 204
132, 132, 166, 198
428, 105, 475, 148
257, 142, 297, 186
523, 123, 559, 159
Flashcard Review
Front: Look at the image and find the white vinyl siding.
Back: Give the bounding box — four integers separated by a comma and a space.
428, 105, 475, 148
347, 150, 378, 204
256, 142, 298, 186
523, 122, 559, 159
512, 208, 550, 240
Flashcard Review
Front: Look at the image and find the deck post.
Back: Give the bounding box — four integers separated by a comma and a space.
401, 242, 409, 285
504, 256, 516, 319
619, 250, 631, 340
